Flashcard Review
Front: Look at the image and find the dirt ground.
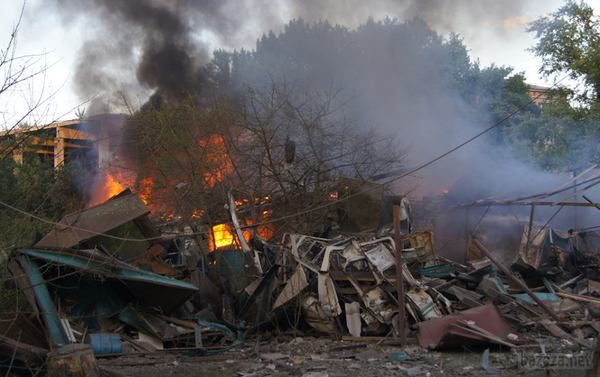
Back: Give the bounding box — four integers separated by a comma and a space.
97, 336, 596, 377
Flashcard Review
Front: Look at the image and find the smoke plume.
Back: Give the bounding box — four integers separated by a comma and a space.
46, 0, 600, 258
49, 0, 534, 113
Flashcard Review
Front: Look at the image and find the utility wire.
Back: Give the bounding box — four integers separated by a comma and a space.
238, 74, 571, 229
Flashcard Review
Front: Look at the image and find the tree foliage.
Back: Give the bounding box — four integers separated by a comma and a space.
518, 1, 600, 170
125, 85, 405, 234
529, 0, 600, 102
0, 156, 85, 256
209, 18, 535, 171
212, 18, 530, 126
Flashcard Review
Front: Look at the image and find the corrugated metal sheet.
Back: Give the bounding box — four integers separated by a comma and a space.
20, 249, 197, 311
35, 192, 150, 249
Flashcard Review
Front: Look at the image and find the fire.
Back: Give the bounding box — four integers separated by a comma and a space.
104, 173, 125, 198
209, 223, 251, 251
138, 177, 154, 205
88, 134, 257, 226
88, 170, 130, 207
191, 209, 205, 219
246, 215, 274, 241
208, 210, 274, 251
198, 134, 233, 187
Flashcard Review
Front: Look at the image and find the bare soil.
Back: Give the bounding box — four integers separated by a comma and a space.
97, 336, 595, 377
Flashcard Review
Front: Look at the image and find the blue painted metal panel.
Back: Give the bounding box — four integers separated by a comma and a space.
20, 249, 197, 291
512, 278, 559, 304
18, 256, 69, 347
512, 292, 560, 304
419, 264, 453, 278
90, 333, 122, 354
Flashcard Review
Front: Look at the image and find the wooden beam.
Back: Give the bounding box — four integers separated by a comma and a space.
392, 204, 407, 346
56, 126, 96, 141
525, 205, 536, 252
28, 136, 55, 147
0, 119, 80, 137
556, 292, 600, 305
28, 136, 91, 149
54, 136, 65, 167
1, 147, 53, 155
472, 238, 561, 322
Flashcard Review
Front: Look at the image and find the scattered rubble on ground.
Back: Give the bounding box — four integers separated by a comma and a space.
2, 188, 600, 376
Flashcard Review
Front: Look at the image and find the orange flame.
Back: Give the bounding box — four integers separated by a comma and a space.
208, 209, 274, 251
88, 134, 240, 218
199, 134, 233, 187
191, 209, 205, 219
246, 215, 274, 241
104, 173, 125, 198
138, 177, 154, 205
88, 171, 129, 207
209, 223, 251, 251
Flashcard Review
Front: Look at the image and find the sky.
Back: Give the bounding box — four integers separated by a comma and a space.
1, 0, 599, 126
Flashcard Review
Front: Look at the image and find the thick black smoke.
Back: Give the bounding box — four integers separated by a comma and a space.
54, 0, 212, 111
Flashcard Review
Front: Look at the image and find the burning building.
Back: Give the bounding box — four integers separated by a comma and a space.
0, 118, 106, 169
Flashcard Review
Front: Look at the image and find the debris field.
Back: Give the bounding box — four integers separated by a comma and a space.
3, 188, 600, 376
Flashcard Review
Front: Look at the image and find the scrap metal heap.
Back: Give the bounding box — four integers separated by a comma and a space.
3, 190, 600, 374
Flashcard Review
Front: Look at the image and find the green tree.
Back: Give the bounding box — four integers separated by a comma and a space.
529, 0, 600, 102
516, 1, 600, 170
507, 92, 599, 169
0, 157, 86, 256
214, 18, 532, 152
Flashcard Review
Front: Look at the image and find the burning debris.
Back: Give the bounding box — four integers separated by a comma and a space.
3, 183, 600, 375
3, 0, 600, 374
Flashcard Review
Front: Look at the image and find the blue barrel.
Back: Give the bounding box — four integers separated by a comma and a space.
90, 333, 122, 354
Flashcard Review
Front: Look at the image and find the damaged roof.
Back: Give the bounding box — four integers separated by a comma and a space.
35, 191, 151, 249
20, 248, 198, 311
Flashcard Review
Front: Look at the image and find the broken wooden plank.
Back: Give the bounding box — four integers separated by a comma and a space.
345, 302, 361, 337
273, 266, 308, 309
472, 239, 561, 321
392, 204, 407, 346
341, 336, 404, 345
328, 343, 367, 352
540, 320, 591, 349
450, 322, 517, 348
556, 292, 600, 305
47, 344, 100, 377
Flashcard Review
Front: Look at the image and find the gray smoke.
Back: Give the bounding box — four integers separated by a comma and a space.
48, 0, 532, 113
288, 0, 526, 33
46, 0, 600, 248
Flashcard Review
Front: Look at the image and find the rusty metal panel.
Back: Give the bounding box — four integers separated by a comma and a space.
35, 192, 151, 249
418, 304, 513, 349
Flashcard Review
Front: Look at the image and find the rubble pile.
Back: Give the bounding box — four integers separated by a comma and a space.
273, 226, 600, 352
3, 189, 600, 375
